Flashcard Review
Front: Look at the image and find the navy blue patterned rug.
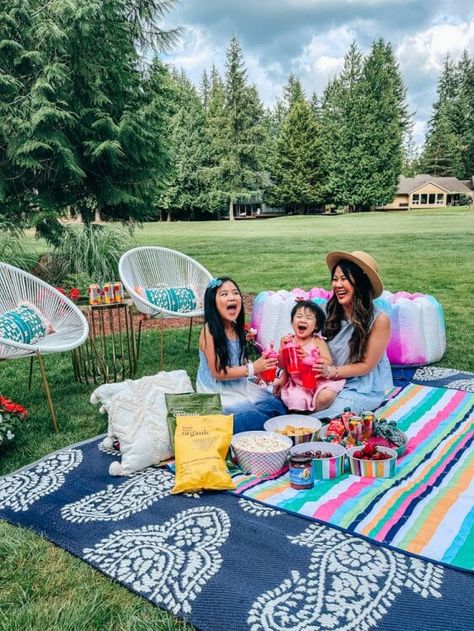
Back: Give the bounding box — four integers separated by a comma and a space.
0, 435, 472, 631
392, 365, 474, 391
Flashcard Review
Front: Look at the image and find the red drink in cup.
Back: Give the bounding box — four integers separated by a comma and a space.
283, 340, 300, 374
300, 348, 319, 389
260, 342, 279, 383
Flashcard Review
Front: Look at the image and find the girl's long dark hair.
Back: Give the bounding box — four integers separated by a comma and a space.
323, 260, 374, 362
204, 276, 247, 373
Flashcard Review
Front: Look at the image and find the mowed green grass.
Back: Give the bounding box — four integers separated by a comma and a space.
1, 208, 473, 629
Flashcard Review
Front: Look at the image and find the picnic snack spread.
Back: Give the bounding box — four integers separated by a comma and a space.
322, 408, 406, 453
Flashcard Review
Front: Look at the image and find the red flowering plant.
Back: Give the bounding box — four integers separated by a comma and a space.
0, 396, 27, 446
55, 287, 81, 302
244, 323, 261, 361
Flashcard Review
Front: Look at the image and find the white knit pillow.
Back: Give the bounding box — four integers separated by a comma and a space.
91, 370, 194, 475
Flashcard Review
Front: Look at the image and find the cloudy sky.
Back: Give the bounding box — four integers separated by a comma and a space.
161, 0, 474, 147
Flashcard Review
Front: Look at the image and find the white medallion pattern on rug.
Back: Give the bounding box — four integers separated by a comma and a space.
239, 498, 283, 517
444, 378, 474, 392
248, 523, 444, 630
83, 506, 231, 615
0, 449, 83, 512
414, 367, 459, 381
61, 468, 175, 523
98, 441, 120, 456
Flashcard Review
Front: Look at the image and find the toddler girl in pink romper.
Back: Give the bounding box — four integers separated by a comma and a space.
274, 300, 345, 413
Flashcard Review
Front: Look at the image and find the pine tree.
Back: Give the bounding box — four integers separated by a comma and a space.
202, 37, 266, 220
421, 53, 472, 178
157, 69, 208, 220
350, 39, 410, 209
272, 94, 323, 213
0, 0, 177, 238
320, 43, 364, 208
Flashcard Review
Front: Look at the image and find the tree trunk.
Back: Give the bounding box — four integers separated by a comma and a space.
228, 199, 234, 221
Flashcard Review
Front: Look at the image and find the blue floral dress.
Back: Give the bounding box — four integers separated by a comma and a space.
311, 307, 393, 418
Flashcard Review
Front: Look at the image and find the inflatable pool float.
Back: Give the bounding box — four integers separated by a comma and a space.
250, 288, 445, 366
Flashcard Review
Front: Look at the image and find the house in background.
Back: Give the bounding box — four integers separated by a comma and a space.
381, 174, 473, 210
233, 199, 287, 219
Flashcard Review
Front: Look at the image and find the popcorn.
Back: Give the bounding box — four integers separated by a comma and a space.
232, 434, 288, 453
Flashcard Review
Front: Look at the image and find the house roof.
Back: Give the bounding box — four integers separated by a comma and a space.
397, 174, 472, 195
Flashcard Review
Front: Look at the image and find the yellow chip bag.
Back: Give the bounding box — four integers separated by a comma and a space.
171, 414, 235, 494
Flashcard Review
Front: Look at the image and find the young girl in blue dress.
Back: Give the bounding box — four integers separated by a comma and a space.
196, 276, 286, 432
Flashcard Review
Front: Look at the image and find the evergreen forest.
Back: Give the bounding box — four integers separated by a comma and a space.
1, 0, 474, 237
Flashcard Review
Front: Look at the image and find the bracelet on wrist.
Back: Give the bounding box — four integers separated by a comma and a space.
246, 362, 255, 379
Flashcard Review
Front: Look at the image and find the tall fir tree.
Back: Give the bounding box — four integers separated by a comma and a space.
203, 36, 266, 220
0, 0, 177, 238
271, 93, 323, 213
156, 69, 208, 220
349, 39, 410, 209
421, 53, 472, 178
319, 42, 364, 208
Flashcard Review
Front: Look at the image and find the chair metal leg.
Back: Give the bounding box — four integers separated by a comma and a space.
36, 352, 60, 433
136, 316, 144, 360
28, 356, 34, 390
187, 317, 193, 351
159, 312, 164, 371
89, 334, 110, 384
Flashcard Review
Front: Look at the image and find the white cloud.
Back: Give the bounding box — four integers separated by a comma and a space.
396, 20, 474, 75
165, 25, 285, 106
291, 25, 356, 97
165, 25, 225, 82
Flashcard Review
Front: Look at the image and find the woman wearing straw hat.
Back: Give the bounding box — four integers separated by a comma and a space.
312, 250, 393, 417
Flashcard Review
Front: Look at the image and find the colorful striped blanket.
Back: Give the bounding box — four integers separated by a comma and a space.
231, 383, 474, 572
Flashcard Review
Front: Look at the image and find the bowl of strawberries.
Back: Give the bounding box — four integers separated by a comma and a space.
346, 441, 397, 478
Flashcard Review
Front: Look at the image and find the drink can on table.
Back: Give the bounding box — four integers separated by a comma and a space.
361, 411, 375, 441
348, 415, 363, 445
113, 281, 124, 303
88, 284, 101, 305
103, 283, 114, 304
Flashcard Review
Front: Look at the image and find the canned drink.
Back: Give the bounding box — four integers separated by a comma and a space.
347, 415, 363, 445
88, 284, 101, 305
113, 281, 124, 303
361, 411, 375, 440
102, 282, 114, 304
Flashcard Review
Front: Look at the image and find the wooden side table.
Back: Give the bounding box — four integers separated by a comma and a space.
72, 300, 137, 384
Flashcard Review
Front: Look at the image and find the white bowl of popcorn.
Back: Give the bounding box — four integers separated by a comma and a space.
231, 430, 292, 476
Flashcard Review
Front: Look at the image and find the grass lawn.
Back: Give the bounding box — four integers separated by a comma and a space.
1, 208, 473, 629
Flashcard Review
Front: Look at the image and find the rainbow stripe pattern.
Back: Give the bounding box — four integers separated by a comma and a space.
230, 383, 474, 571
312, 455, 345, 479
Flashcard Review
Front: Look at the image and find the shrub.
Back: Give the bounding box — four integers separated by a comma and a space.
36, 224, 135, 286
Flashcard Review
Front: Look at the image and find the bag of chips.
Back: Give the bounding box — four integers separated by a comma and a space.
165, 393, 222, 450
171, 414, 235, 494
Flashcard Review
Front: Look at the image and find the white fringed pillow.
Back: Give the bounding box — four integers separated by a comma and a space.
91, 370, 194, 476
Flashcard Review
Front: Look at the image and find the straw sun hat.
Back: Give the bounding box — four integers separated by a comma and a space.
326, 250, 383, 298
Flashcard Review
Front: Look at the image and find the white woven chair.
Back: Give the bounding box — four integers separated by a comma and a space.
119, 246, 213, 368
0, 262, 89, 432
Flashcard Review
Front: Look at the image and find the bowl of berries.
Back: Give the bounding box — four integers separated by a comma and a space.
346, 442, 397, 478
291, 441, 346, 479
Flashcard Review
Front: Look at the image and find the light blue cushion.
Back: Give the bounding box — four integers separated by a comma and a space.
144, 286, 198, 312
0, 303, 47, 345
